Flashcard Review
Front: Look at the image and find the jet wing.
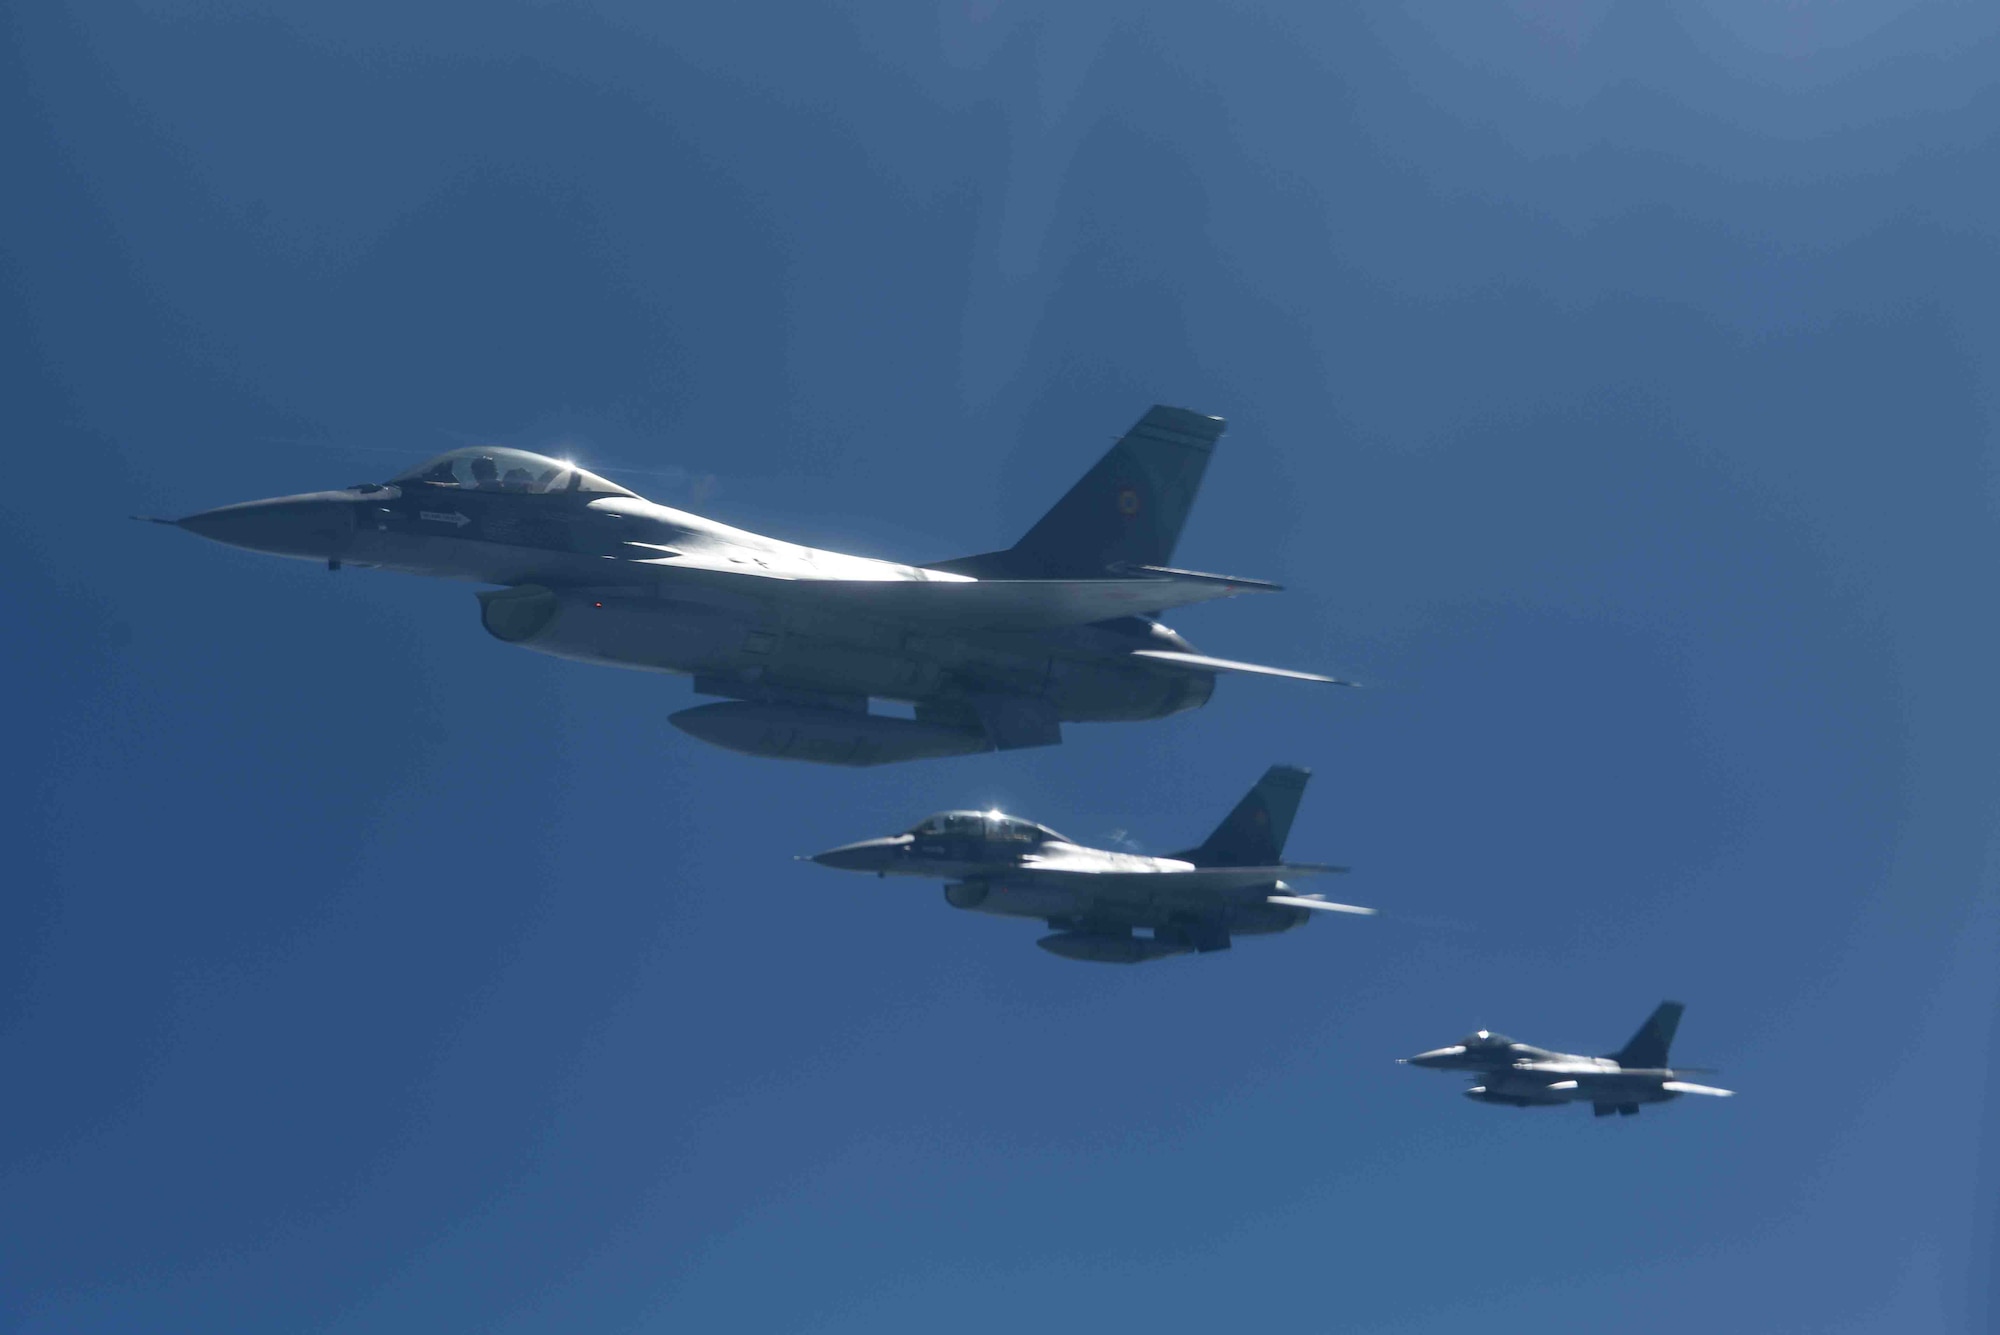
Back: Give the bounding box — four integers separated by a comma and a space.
1003, 864, 1346, 892
622, 550, 1268, 629
790, 577, 1265, 629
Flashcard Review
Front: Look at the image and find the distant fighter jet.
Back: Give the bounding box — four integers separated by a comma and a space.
1402, 1002, 1734, 1116
807, 764, 1373, 962
151, 407, 1343, 765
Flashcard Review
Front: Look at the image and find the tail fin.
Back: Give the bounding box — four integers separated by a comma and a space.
1610, 1002, 1684, 1069
929, 406, 1225, 579
1179, 765, 1310, 867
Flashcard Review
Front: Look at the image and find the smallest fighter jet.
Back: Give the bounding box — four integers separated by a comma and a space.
807, 764, 1372, 963
1402, 1001, 1733, 1116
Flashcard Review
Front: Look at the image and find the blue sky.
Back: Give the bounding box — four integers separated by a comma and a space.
3, 3, 1995, 1331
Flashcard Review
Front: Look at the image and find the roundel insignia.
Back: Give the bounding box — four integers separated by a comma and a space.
1116, 486, 1142, 517
1253, 808, 1269, 826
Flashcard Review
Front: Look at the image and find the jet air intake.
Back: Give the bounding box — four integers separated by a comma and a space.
477, 585, 751, 674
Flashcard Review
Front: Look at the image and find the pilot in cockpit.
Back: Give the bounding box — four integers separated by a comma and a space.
393, 447, 637, 499
909, 812, 1064, 848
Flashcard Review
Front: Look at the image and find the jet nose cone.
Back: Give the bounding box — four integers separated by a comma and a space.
1403, 1045, 1467, 1069
809, 837, 906, 872
176, 492, 357, 559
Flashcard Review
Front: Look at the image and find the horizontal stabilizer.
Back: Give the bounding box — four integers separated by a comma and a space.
1661, 1081, 1734, 1097
1130, 649, 1354, 684
1267, 894, 1377, 916
1111, 564, 1282, 591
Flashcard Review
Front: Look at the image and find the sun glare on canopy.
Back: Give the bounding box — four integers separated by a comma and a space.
908, 811, 1069, 844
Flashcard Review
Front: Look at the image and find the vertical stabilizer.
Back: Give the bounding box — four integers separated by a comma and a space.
1181, 765, 1310, 867
929, 406, 1225, 578
1610, 1001, 1684, 1069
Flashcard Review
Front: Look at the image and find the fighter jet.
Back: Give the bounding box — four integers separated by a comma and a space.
807, 764, 1373, 962
1402, 1002, 1734, 1116
151, 407, 1342, 765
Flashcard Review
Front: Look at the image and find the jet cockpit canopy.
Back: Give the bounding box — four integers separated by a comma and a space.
392, 447, 635, 498
910, 810, 1067, 846
1460, 1030, 1516, 1049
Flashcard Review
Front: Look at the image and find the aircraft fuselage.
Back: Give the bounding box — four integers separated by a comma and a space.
176, 477, 1215, 763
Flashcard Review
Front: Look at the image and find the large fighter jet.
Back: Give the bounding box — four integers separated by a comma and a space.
807, 764, 1373, 962
1402, 1002, 1734, 1116
152, 407, 1341, 765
